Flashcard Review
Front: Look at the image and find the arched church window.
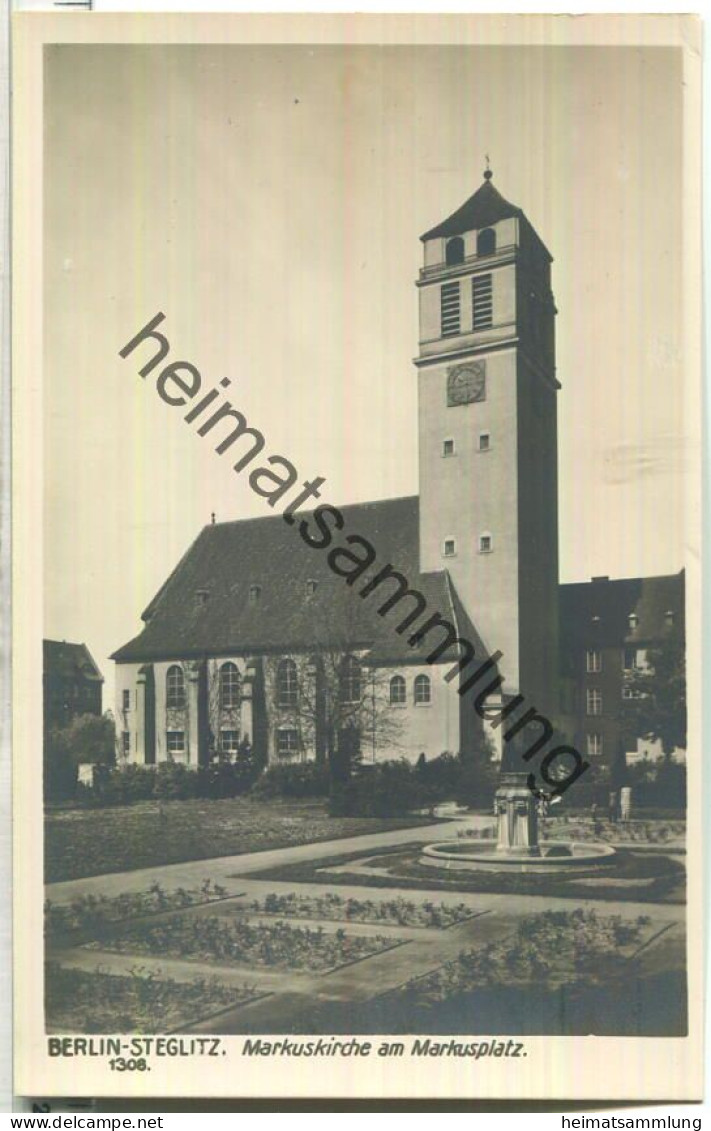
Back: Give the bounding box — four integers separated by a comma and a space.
389, 675, 406, 705
277, 659, 298, 709
220, 662, 241, 710
414, 674, 431, 705
166, 665, 186, 710
340, 656, 361, 705
477, 227, 496, 256
445, 236, 465, 266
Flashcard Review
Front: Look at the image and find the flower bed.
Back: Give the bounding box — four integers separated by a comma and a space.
45, 879, 230, 938
396, 909, 649, 1004
543, 818, 685, 845
248, 892, 472, 929
45, 962, 256, 1033
85, 915, 403, 971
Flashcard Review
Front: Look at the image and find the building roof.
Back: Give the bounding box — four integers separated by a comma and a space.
112, 496, 485, 666
421, 173, 523, 241
43, 640, 104, 682
559, 571, 685, 652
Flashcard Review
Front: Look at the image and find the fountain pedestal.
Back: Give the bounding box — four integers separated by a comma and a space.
494, 772, 541, 857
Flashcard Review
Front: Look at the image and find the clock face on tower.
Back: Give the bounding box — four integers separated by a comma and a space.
446, 360, 486, 406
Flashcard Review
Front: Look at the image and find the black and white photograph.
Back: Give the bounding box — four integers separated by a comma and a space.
12, 12, 702, 1102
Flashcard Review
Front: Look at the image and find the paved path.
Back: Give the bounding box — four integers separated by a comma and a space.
46, 817, 487, 903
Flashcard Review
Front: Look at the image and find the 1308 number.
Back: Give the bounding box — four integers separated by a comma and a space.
109, 1057, 149, 1072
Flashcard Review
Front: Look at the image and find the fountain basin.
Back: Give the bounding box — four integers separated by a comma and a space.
420, 840, 617, 874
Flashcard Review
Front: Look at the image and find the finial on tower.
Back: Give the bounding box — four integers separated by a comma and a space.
484, 155, 492, 181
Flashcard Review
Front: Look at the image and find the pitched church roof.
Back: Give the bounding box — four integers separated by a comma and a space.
112, 495, 485, 666
421, 171, 523, 241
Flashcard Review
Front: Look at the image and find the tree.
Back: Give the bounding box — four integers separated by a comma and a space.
266, 591, 405, 784
621, 630, 686, 759
61, 711, 117, 767
44, 711, 117, 802
268, 649, 405, 779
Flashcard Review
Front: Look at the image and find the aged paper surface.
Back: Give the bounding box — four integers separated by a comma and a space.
13, 13, 702, 1101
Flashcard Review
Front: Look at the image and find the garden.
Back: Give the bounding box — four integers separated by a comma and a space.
294, 909, 688, 1037
45, 962, 259, 1033
82, 914, 406, 972
399, 908, 649, 991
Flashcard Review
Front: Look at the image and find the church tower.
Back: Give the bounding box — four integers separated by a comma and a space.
417, 169, 559, 719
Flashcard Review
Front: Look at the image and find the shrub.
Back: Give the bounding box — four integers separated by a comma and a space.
251, 762, 330, 800
154, 761, 199, 801
44, 728, 78, 802
627, 760, 686, 809
87, 763, 156, 806
417, 752, 463, 797
454, 758, 499, 810
197, 755, 259, 799
555, 760, 608, 811
330, 759, 435, 817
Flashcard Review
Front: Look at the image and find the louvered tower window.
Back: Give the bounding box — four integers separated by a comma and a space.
472, 274, 493, 330
440, 282, 461, 337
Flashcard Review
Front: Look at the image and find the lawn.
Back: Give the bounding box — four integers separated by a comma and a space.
45, 797, 433, 882
249, 844, 685, 903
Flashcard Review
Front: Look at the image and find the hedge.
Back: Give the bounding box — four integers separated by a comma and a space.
73, 757, 261, 807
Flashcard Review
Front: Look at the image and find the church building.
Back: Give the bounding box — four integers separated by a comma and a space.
112, 170, 683, 772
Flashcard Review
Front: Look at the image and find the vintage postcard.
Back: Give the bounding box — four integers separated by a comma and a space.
12, 13, 703, 1101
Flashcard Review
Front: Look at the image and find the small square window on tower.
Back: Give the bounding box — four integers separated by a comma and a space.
443, 538, 456, 558
442, 438, 455, 457
479, 432, 491, 452
478, 534, 492, 554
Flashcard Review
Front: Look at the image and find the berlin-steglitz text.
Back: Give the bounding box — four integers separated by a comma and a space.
119, 312, 589, 799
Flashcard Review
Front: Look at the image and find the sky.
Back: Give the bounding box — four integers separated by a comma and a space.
43, 43, 691, 708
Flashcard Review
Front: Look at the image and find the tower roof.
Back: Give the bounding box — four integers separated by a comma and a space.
421, 172, 523, 241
